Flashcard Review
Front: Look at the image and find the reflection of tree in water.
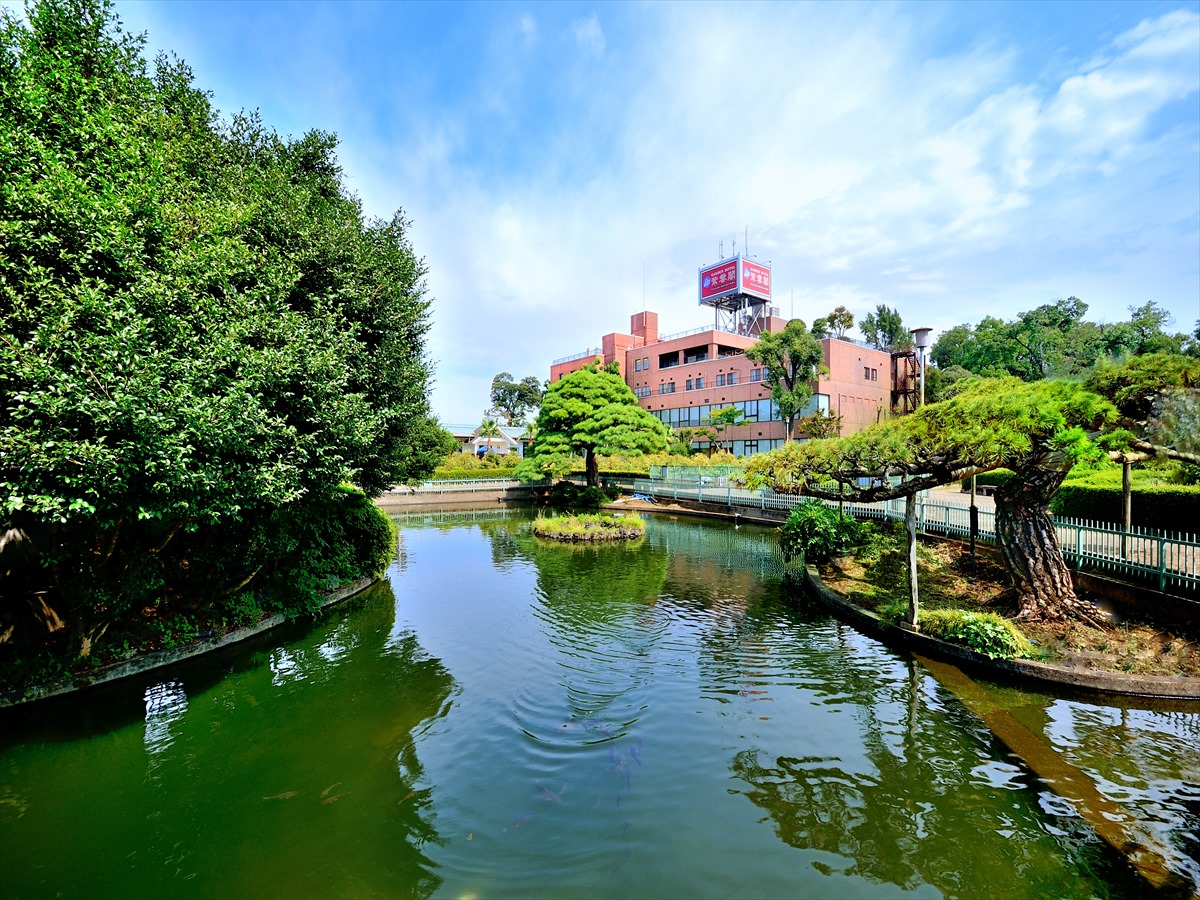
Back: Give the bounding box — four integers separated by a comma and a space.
729, 653, 1136, 898
478, 516, 534, 572
1034, 702, 1200, 890
516, 529, 670, 725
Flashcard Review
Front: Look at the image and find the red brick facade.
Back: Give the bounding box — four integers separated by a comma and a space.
550, 311, 892, 454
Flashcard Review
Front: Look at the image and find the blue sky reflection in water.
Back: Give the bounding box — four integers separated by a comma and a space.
0, 512, 1196, 897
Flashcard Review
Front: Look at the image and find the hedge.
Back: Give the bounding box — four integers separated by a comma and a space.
429, 468, 519, 481
1049, 480, 1200, 533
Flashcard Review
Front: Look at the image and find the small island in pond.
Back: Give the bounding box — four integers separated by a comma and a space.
531, 513, 646, 543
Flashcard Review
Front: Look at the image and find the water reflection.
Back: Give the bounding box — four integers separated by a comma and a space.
143, 680, 188, 757
1, 581, 457, 899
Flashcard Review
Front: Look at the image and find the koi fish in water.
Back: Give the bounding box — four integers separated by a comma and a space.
504, 810, 533, 832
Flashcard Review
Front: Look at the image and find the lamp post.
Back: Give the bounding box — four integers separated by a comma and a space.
910, 327, 932, 406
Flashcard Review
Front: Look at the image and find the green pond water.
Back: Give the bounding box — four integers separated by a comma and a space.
2, 511, 1197, 898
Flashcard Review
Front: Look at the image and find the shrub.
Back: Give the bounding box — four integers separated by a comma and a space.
544, 481, 613, 511
779, 500, 862, 563
1050, 478, 1200, 532
917, 609, 1033, 659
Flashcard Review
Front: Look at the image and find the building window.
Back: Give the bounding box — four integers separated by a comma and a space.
634, 359, 642, 372
864, 366, 870, 380
643, 357, 649, 369
727, 371, 738, 385
750, 368, 761, 382
686, 379, 694, 391
716, 374, 725, 387
695, 376, 705, 389
668, 382, 675, 394
871, 368, 878, 382
659, 383, 676, 395
745, 440, 759, 455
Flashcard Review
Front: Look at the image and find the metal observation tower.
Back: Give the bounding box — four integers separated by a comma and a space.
697, 252, 778, 335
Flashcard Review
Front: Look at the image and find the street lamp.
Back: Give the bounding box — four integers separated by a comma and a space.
910, 327, 932, 406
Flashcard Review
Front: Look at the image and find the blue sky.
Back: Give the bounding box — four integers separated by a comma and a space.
107, 1, 1200, 423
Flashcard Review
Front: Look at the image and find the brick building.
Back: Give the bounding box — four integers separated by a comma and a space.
550, 309, 892, 455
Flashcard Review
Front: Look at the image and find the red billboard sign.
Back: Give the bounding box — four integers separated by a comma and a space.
699, 260, 739, 301
740, 259, 771, 299
699, 255, 772, 304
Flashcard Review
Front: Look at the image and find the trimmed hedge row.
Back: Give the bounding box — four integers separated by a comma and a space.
1049, 480, 1200, 533
429, 468, 519, 481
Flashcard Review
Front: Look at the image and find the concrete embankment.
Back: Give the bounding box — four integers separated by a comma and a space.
0, 577, 377, 709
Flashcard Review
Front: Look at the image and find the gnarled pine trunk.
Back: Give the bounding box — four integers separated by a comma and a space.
994, 461, 1102, 625
585, 448, 600, 488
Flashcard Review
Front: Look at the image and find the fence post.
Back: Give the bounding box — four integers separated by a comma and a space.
1075, 524, 1082, 570
1158, 537, 1167, 591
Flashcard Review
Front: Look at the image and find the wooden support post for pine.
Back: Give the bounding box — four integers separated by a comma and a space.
1121, 460, 1131, 562
905, 492, 919, 629
969, 474, 978, 576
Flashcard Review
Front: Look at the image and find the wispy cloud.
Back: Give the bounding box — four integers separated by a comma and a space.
115, 2, 1200, 422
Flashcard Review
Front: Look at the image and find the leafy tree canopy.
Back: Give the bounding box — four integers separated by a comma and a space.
859, 305, 913, 352
489, 371, 543, 425
744, 319, 826, 442
0, 0, 441, 654
931, 299, 1193, 381
517, 363, 669, 486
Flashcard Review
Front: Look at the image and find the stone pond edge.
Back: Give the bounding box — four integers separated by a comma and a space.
802, 564, 1200, 702
0, 576, 378, 710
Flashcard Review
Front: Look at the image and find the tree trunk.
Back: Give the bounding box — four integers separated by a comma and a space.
994, 462, 1102, 625
585, 448, 600, 487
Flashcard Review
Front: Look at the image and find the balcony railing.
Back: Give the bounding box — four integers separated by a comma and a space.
552, 347, 603, 366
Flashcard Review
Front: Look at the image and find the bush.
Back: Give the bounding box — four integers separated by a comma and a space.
779, 500, 861, 564
430, 467, 519, 481
917, 609, 1033, 659
1050, 478, 1200, 532
249, 485, 396, 616
543, 481, 618, 511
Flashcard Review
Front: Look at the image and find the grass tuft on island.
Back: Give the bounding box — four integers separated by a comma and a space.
531, 512, 646, 543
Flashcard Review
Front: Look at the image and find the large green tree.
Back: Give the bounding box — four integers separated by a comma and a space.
489, 371, 543, 425
746, 364, 1198, 624
0, 0, 440, 654
931, 299, 1191, 380
518, 363, 669, 486
745, 319, 826, 443
859, 305, 912, 352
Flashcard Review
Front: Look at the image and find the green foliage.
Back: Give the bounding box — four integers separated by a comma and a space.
973, 469, 1015, 489
490, 372, 543, 425
530, 512, 645, 542
542, 481, 619, 511
778, 500, 861, 563
1050, 477, 1200, 532
859, 305, 912, 352
744, 319, 827, 442
916, 609, 1034, 659
522, 363, 670, 486
746, 377, 1117, 495
0, 1, 426, 657
1085, 353, 1200, 424
932, 300, 1190, 382
702, 406, 746, 452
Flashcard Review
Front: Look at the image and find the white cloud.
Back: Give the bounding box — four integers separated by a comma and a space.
572, 14, 605, 58
119, 2, 1196, 423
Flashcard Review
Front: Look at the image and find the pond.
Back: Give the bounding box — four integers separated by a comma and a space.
1, 511, 1197, 898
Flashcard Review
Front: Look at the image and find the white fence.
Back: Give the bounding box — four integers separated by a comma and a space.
630, 478, 1199, 594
